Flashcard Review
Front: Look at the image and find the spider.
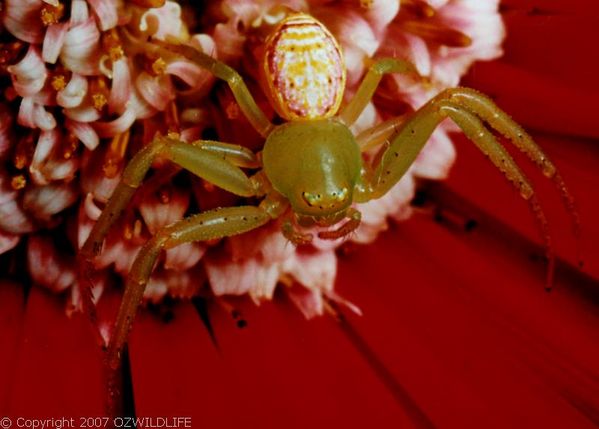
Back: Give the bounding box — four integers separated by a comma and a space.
80, 13, 578, 370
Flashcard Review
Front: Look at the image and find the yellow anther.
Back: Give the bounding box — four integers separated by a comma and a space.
109, 46, 125, 62
40, 2, 65, 26
92, 93, 108, 111
151, 57, 167, 76
90, 76, 110, 111
11, 175, 27, 190
51, 74, 67, 91
102, 29, 124, 62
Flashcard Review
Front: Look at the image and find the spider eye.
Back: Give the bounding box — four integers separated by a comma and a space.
302, 192, 320, 207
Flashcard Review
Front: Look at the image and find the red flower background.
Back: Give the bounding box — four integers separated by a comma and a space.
1, 1, 598, 428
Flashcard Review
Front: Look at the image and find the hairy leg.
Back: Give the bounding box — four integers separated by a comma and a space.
80, 136, 260, 260
106, 205, 271, 369
339, 58, 419, 126
151, 41, 274, 137
355, 93, 568, 290
436, 88, 580, 244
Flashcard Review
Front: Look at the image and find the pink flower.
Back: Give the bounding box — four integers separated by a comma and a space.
0, 1, 503, 320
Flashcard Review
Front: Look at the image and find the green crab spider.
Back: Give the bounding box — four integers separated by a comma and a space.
80, 13, 577, 370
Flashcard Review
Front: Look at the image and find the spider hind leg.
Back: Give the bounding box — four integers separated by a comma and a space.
357, 88, 579, 291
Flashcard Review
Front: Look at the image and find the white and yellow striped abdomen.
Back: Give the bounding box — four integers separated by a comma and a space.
262, 14, 346, 120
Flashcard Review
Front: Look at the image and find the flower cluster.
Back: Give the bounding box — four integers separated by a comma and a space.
0, 0, 504, 320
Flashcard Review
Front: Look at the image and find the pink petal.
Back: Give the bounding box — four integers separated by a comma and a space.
70, 0, 90, 25
286, 286, 325, 319
135, 72, 175, 111
108, 57, 132, 114
23, 182, 78, 220
18, 97, 56, 130
282, 248, 337, 294
0, 181, 33, 234
205, 256, 259, 296
30, 129, 59, 185
139, 1, 185, 41
56, 73, 88, 108
42, 22, 69, 64
8, 45, 48, 97
65, 119, 100, 150
93, 107, 137, 138
64, 103, 102, 122
164, 243, 206, 271
87, 0, 118, 31
27, 235, 76, 292
138, 186, 189, 234
61, 17, 101, 75
0, 231, 20, 255
0, 195, 34, 234
2, 0, 44, 43
165, 60, 211, 90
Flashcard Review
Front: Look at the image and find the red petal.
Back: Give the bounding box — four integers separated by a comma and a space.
335, 217, 599, 427
130, 299, 420, 427
0, 281, 25, 413
5, 288, 105, 416
444, 131, 599, 280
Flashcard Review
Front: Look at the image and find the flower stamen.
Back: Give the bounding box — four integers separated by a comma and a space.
400, 0, 436, 18
402, 19, 472, 47
62, 133, 79, 160
103, 130, 130, 178
102, 29, 125, 62
13, 133, 36, 170
123, 218, 143, 241
90, 76, 110, 112
10, 175, 27, 190
129, 0, 167, 7
51, 72, 68, 91
40, 2, 65, 27
165, 101, 180, 133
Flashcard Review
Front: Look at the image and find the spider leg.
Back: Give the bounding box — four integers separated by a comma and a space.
355, 94, 565, 290
340, 57, 419, 126
80, 135, 261, 261
436, 88, 580, 247
106, 205, 271, 370
151, 42, 274, 137
282, 219, 314, 245
355, 114, 409, 152
318, 208, 362, 240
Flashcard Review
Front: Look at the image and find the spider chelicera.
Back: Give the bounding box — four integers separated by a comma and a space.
80, 13, 578, 369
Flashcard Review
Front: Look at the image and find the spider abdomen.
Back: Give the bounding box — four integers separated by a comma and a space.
262, 13, 346, 121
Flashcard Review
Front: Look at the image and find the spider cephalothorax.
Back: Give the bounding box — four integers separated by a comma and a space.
80, 13, 578, 370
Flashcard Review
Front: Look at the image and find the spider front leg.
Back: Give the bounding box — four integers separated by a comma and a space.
80, 135, 260, 261
355, 88, 579, 290
340, 57, 419, 126
151, 42, 274, 137
107, 205, 271, 370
